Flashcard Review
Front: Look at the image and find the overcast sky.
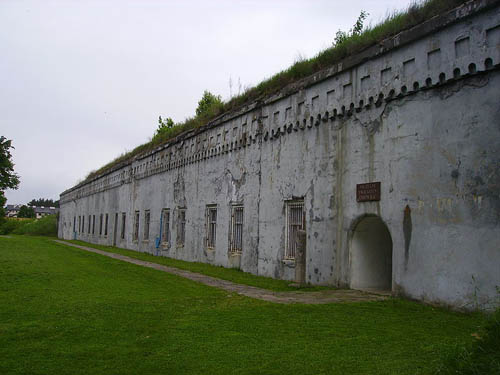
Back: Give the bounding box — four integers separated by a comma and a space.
1, 0, 415, 204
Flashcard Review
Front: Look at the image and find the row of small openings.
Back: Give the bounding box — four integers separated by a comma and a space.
89, 55, 495, 188
263, 57, 494, 140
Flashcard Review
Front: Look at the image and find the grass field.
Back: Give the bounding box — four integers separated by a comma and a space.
69, 239, 332, 292
0, 236, 490, 374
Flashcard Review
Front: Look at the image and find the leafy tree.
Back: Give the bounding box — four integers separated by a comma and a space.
155, 116, 175, 137
28, 198, 59, 208
0, 136, 20, 220
18, 205, 35, 218
195, 90, 223, 118
334, 11, 369, 46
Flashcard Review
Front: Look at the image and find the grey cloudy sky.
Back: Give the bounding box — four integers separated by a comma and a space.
1, 0, 414, 204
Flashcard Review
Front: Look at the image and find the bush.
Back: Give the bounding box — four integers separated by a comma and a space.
13, 215, 57, 236
0, 218, 34, 235
437, 308, 500, 374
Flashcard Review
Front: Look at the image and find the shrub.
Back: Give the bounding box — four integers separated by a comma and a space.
13, 215, 57, 236
0, 218, 34, 235
437, 308, 500, 374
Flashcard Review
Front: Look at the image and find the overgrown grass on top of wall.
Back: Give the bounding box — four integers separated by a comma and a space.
83, 0, 468, 183
0, 215, 57, 236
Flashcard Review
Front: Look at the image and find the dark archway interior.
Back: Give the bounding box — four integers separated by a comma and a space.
350, 216, 393, 291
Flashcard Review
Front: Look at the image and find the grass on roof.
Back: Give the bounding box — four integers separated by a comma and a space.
84, 0, 466, 183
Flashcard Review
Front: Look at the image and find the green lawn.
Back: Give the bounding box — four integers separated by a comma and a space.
0, 236, 488, 374
69, 239, 331, 292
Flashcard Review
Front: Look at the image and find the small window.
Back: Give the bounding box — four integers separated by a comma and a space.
121, 213, 126, 240
285, 199, 305, 260
104, 213, 109, 236
99, 214, 103, 236
78, 216, 81, 233
229, 205, 243, 254
161, 209, 170, 244
177, 208, 186, 246
82, 216, 85, 234
206, 205, 217, 249
92, 215, 95, 235
143, 210, 150, 241
133, 211, 140, 241
88, 215, 91, 234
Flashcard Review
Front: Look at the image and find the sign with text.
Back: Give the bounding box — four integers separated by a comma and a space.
356, 182, 381, 202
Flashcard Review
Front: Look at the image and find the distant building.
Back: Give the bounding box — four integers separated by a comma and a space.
5, 204, 22, 217
33, 206, 58, 219
3, 204, 58, 218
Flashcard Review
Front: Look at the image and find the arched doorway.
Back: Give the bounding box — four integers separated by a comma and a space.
350, 215, 393, 291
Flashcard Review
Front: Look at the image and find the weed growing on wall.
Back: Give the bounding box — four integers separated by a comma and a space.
83, 0, 468, 183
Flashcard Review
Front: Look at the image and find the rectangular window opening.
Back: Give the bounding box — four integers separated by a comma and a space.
285, 199, 305, 260
143, 210, 150, 241
229, 204, 244, 254
121, 213, 126, 240
133, 211, 140, 241
161, 209, 170, 245
206, 205, 217, 249
177, 208, 186, 246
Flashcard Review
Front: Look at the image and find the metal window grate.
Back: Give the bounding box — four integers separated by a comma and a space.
162, 209, 170, 244
177, 208, 186, 246
133, 211, 139, 241
206, 206, 217, 248
285, 200, 305, 260
229, 205, 243, 254
144, 210, 150, 240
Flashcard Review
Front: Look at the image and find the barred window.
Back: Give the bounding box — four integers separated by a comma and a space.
285, 199, 305, 260
229, 205, 243, 254
104, 213, 109, 236
78, 216, 81, 233
92, 215, 95, 235
99, 214, 103, 236
133, 211, 140, 241
177, 208, 186, 246
121, 213, 126, 240
161, 209, 170, 244
88, 215, 91, 234
82, 216, 85, 234
143, 210, 150, 240
206, 205, 217, 249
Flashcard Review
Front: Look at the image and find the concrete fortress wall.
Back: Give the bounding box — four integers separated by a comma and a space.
59, 0, 500, 310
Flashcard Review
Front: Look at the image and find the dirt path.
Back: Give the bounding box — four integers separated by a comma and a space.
55, 240, 388, 304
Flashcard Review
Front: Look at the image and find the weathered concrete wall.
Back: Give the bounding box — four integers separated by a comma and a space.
59, 1, 500, 310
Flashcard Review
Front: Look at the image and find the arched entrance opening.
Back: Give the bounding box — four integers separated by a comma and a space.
350, 215, 393, 292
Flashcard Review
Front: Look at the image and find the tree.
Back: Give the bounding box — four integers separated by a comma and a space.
195, 90, 223, 118
155, 116, 175, 137
0, 136, 20, 219
18, 205, 35, 218
334, 11, 369, 46
28, 198, 59, 208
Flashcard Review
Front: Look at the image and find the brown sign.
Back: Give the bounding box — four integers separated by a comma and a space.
356, 182, 381, 202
